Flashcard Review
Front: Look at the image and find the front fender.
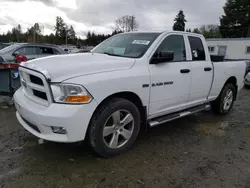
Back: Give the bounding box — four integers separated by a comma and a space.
64, 67, 150, 108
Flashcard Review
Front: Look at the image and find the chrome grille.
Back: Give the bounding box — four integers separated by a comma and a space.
19, 67, 52, 106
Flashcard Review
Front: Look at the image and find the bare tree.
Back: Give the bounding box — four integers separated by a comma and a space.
114, 15, 139, 32
199, 24, 221, 38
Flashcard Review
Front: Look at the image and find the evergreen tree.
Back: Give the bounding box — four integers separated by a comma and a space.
26, 23, 43, 43
68, 25, 76, 43
173, 10, 187, 31
220, 0, 250, 37
54, 16, 67, 44
193, 28, 201, 34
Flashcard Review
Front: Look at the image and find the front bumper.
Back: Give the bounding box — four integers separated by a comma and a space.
14, 88, 98, 143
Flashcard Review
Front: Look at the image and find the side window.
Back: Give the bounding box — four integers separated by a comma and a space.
37, 47, 54, 55
208, 46, 215, 53
188, 36, 206, 61
246, 46, 250, 54
155, 35, 186, 62
53, 48, 61, 54
16, 47, 36, 55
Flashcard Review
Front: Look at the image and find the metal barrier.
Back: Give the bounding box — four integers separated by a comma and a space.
0, 64, 20, 98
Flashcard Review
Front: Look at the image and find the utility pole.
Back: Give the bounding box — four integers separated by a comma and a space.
131, 15, 134, 32
33, 29, 36, 43
65, 26, 68, 46
66, 32, 68, 46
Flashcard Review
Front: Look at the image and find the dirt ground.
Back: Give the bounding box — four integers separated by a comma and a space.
1, 89, 250, 188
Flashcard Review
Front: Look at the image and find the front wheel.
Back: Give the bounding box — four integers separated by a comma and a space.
88, 98, 141, 157
211, 83, 236, 115
244, 84, 250, 89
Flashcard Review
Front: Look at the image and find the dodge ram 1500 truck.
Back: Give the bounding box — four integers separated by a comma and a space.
14, 31, 246, 157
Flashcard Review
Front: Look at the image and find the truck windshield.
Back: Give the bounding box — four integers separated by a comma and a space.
92, 33, 160, 58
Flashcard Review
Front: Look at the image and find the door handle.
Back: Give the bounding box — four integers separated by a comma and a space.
204, 67, 212, 71
180, 69, 190, 74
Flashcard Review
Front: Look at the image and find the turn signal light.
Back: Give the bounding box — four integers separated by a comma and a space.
65, 95, 91, 103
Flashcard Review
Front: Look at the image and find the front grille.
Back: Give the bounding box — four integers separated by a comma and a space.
22, 116, 41, 133
30, 75, 44, 86
33, 90, 48, 100
19, 67, 52, 106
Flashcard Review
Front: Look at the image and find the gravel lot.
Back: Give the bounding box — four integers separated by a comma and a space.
1, 88, 250, 188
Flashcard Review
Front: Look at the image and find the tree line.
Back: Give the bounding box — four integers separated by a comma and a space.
0, 17, 78, 45
173, 0, 250, 38
0, 15, 138, 47
0, 0, 249, 47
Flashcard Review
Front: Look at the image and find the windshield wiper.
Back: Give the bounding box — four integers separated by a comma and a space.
103, 52, 122, 57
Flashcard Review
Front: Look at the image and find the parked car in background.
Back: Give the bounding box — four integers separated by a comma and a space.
246, 61, 250, 75
244, 61, 250, 88
76, 46, 95, 53
0, 43, 65, 63
0, 43, 11, 50
59, 45, 80, 54
245, 72, 250, 88
77, 49, 91, 53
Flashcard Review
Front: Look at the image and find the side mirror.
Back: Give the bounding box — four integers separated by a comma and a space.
12, 51, 20, 57
151, 51, 174, 64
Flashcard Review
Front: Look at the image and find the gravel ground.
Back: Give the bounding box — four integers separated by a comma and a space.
1, 89, 250, 188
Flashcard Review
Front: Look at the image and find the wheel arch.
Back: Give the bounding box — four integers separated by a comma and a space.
224, 76, 238, 100
89, 91, 147, 130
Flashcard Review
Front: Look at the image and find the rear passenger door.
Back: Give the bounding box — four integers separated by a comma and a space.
187, 36, 213, 106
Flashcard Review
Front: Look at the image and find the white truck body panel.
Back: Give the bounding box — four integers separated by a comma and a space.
24, 53, 135, 82
14, 88, 98, 142
209, 61, 245, 100
14, 31, 246, 143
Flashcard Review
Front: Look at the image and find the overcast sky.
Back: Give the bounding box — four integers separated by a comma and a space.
0, 0, 226, 38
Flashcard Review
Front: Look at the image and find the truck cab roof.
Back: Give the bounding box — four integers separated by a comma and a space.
120, 30, 204, 37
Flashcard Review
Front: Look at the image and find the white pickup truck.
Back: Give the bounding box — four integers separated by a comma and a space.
14, 31, 246, 157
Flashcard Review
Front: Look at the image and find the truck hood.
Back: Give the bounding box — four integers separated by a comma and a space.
22, 53, 136, 82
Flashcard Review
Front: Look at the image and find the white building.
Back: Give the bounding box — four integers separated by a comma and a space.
207, 38, 250, 60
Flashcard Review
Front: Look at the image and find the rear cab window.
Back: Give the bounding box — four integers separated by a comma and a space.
188, 36, 206, 61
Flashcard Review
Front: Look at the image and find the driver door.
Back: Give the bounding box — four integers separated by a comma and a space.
148, 34, 192, 117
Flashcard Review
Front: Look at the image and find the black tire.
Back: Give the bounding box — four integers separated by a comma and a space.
244, 84, 250, 89
211, 83, 236, 115
88, 98, 141, 157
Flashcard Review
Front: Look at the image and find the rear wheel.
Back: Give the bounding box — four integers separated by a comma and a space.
211, 83, 236, 115
88, 98, 141, 157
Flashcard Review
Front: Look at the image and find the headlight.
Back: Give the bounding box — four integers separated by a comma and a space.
51, 84, 93, 104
